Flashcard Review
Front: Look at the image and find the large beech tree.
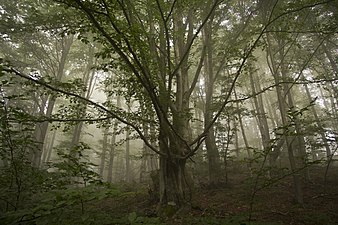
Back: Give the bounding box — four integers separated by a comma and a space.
49, 0, 268, 207
50, 0, 227, 207
2, 0, 336, 210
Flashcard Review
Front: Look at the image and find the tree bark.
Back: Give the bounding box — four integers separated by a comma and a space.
70, 46, 95, 148
107, 95, 121, 183
202, 6, 221, 185
99, 127, 109, 177
304, 82, 331, 160
42, 129, 57, 163
32, 35, 73, 167
266, 36, 304, 204
234, 89, 252, 159
249, 71, 271, 152
125, 104, 131, 183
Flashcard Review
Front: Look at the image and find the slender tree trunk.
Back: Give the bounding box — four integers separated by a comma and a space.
266, 36, 304, 204
70, 47, 95, 148
234, 88, 253, 176
234, 89, 252, 159
42, 129, 57, 163
149, 122, 159, 171
319, 85, 338, 139
99, 127, 109, 177
304, 83, 331, 159
249, 71, 271, 152
223, 115, 232, 184
107, 95, 120, 183
32, 35, 73, 167
125, 104, 131, 183
140, 118, 158, 182
265, 97, 278, 131
233, 121, 240, 158
139, 142, 148, 183
321, 43, 338, 143
45, 130, 57, 163
287, 89, 309, 181
107, 128, 116, 183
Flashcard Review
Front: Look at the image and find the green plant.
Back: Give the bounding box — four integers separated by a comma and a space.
51, 142, 102, 187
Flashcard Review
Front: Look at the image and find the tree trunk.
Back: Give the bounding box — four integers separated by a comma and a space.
70, 46, 95, 148
158, 152, 188, 208
107, 129, 116, 183
99, 127, 109, 177
266, 36, 304, 204
139, 143, 148, 183
203, 11, 221, 185
107, 95, 120, 183
157, 112, 191, 207
322, 44, 338, 130
125, 104, 131, 183
249, 70, 277, 174
149, 125, 159, 171
140, 119, 158, 182
233, 120, 240, 158
42, 129, 57, 163
234, 89, 252, 159
249, 71, 271, 150
304, 83, 331, 159
32, 35, 73, 167
156, 4, 196, 208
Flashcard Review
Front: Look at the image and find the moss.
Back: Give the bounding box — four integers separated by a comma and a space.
157, 204, 178, 218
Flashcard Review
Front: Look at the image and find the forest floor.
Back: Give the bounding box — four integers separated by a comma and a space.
85, 165, 338, 225
2, 165, 338, 225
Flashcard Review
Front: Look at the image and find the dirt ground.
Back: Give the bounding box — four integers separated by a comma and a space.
95, 165, 338, 225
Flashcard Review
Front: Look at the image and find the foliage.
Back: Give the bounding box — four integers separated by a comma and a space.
0, 65, 41, 212
0, 184, 123, 225
0, 0, 337, 223
50, 142, 102, 187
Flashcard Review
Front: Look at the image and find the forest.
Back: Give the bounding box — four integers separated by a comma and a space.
0, 0, 337, 224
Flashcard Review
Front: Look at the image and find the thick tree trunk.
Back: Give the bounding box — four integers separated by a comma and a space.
42, 129, 57, 163
203, 14, 221, 185
156, 4, 194, 208
204, 127, 221, 184
159, 155, 188, 208
157, 117, 191, 208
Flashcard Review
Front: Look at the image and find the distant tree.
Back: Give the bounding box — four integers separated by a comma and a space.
1, 0, 336, 212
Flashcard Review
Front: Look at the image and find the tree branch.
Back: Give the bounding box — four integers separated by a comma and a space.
3, 67, 164, 156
